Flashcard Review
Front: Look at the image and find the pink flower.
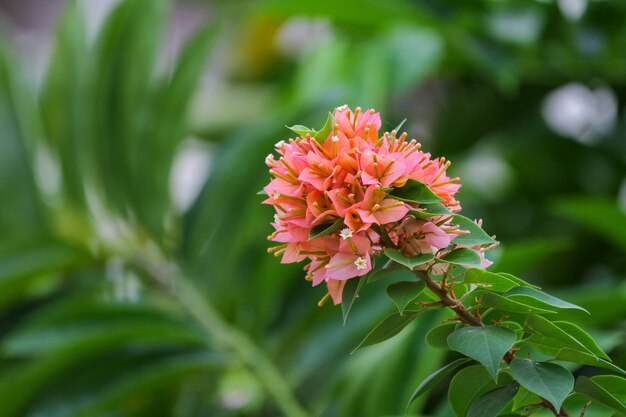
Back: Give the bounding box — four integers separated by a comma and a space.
423, 222, 452, 249
356, 185, 409, 225
325, 234, 372, 280
334, 106, 381, 143
326, 279, 347, 304
264, 105, 492, 305
359, 149, 407, 187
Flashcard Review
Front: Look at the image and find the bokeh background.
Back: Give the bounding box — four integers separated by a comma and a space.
1, 0, 625, 416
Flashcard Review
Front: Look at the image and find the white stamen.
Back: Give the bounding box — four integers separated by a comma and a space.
354, 257, 367, 270
337, 104, 348, 111
339, 228, 353, 240
273, 193, 280, 200
331, 135, 340, 142
273, 214, 280, 223
275, 140, 285, 148
265, 154, 275, 165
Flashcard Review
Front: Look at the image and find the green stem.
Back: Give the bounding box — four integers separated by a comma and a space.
136, 259, 310, 417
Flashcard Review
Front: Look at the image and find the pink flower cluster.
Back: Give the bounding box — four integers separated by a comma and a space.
264, 106, 483, 305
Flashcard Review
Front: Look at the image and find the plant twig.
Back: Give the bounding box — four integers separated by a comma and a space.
412, 269, 569, 417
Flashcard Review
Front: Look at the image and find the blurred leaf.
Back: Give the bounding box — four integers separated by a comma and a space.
32, 351, 224, 417
89, 0, 169, 217
254, 0, 434, 27
136, 23, 218, 238
0, 304, 218, 417
40, 1, 89, 208
0, 40, 44, 240
382, 26, 443, 92
510, 358, 573, 412
0, 241, 90, 309
447, 325, 516, 381
553, 197, 626, 252
491, 238, 572, 276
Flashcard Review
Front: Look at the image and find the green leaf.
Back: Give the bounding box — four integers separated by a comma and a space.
406, 357, 471, 412
286, 124, 316, 137
39, 0, 89, 209
137, 22, 218, 238
367, 267, 414, 283
501, 321, 524, 339
467, 383, 519, 417
392, 118, 406, 132
524, 315, 606, 359
39, 352, 224, 417
426, 322, 460, 349
389, 179, 443, 204
352, 311, 419, 353
308, 218, 344, 240
451, 215, 496, 246
481, 292, 556, 315
553, 321, 610, 360
510, 358, 574, 412
554, 348, 626, 374
0, 242, 91, 309
341, 275, 365, 324
409, 203, 450, 219
89, 0, 169, 222
464, 268, 519, 292
497, 272, 541, 289
438, 248, 484, 269
591, 376, 626, 402
447, 325, 516, 381
504, 287, 589, 314
449, 364, 512, 417
384, 249, 434, 269
313, 111, 335, 142
512, 386, 542, 411
574, 376, 626, 414
386, 281, 425, 315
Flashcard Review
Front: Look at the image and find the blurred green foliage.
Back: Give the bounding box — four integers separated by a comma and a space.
0, 0, 625, 416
